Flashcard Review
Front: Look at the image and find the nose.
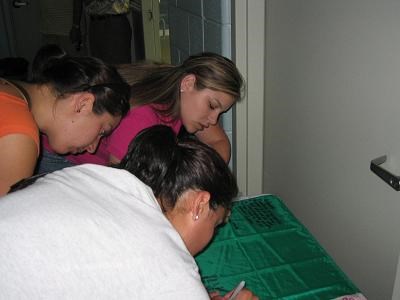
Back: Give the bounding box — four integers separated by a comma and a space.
85, 137, 101, 153
208, 111, 219, 125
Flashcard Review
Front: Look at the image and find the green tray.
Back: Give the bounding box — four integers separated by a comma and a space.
195, 195, 360, 300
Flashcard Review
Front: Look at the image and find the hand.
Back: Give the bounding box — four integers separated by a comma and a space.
69, 26, 82, 50
209, 288, 259, 300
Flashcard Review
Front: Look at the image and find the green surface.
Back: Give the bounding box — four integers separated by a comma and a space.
195, 195, 359, 300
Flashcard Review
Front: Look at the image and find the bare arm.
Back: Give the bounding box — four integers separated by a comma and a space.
195, 124, 231, 163
0, 134, 37, 196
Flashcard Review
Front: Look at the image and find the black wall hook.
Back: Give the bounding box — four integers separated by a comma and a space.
370, 155, 400, 191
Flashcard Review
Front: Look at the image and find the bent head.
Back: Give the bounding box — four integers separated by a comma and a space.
36, 56, 130, 154
179, 53, 244, 133
118, 125, 238, 255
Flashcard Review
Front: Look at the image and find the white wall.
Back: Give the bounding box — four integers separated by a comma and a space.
264, 1, 400, 299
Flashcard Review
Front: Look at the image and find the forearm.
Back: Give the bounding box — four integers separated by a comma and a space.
207, 138, 231, 163
195, 125, 231, 164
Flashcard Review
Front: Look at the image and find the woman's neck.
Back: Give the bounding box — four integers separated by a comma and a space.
164, 209, 196, 256
18, 82, 56, 133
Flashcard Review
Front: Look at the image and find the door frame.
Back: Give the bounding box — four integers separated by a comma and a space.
141, 0, 161, 62
233, 0, 265, 196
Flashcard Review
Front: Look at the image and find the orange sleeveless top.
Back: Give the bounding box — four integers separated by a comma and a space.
0, 82, 40, 154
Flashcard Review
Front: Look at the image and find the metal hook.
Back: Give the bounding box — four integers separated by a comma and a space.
370, 155, 400, 191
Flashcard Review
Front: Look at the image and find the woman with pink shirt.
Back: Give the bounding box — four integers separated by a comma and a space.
36, 52, 244, 173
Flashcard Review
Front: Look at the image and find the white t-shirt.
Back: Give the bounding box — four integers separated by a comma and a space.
0, 164, 209, 300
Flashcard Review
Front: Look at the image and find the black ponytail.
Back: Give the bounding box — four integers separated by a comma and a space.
31, 44, 68, 82
31, 44, 130, 118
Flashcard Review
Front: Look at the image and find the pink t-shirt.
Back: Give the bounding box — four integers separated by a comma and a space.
48, 104, 182, 165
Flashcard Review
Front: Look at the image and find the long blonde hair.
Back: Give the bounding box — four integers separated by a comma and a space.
116, 53, 244, 119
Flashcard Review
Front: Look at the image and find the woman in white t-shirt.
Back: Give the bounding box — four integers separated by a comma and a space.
0, 125, 258, 300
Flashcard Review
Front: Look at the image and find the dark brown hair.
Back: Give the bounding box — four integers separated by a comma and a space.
32, 45, 130, 117
117, 125, 238, 211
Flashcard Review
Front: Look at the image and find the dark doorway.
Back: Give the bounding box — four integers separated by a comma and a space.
1, 0, 146, 69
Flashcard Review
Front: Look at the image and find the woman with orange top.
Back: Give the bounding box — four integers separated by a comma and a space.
0, 55, 130, 196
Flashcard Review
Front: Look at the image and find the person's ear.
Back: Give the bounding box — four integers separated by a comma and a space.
73, 92, 95, 114
180, 74, 196, 93
191, 190, 211, 221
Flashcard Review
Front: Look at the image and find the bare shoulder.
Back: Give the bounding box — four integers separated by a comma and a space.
0, 81, 22, 98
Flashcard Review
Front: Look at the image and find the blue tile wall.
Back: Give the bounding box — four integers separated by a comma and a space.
220, 110, 232, 131
167, 0, 177, 7
170, 46, 181, 65
221, 24, 231, 57
177, 0, 202, 15
168, 0, 231, 58
168, 6, 190, 54
204, 20, 222, 55
203, 0, 231, 24
189, 15, 204, 54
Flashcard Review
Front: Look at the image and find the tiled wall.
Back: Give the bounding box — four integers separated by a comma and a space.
166, 0, 233, 166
